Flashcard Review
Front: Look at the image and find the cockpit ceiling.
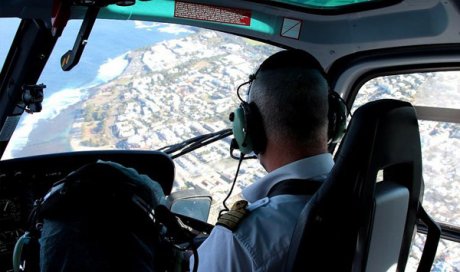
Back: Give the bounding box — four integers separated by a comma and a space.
0, 0, 409, 19
1, 0, 460, 68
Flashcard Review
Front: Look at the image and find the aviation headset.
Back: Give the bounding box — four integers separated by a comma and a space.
230, 49, 348, 155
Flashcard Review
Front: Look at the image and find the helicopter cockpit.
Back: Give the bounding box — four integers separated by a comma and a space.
0, 0, 459, 271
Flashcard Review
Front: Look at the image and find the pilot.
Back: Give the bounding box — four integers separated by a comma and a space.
190, 49, 334, 271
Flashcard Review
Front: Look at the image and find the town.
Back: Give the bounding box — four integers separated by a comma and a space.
71, 29, 277, 218
67, 30, 459, 266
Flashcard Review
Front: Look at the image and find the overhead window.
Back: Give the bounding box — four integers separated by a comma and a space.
259, 0, 397, 10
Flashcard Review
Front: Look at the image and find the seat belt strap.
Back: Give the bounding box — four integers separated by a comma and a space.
267, 178, 324, 197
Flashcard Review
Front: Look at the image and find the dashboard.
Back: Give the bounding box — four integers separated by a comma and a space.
0, 150, 175, 271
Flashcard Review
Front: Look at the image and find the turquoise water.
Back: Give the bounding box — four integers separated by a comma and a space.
3, 19, 194, 158
40, 19, 192, 93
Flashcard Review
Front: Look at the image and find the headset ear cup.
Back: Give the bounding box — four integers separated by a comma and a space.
230, 102, 267, 155
328, 92, 347, 144
231, 105, 254, 154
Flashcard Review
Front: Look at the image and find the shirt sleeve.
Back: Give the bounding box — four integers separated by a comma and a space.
190, 225, 255, 272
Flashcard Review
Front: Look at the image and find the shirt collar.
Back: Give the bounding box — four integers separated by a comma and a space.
242, 153, 334, 203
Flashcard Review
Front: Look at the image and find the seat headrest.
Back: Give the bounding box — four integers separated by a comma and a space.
335, 99, 422, 176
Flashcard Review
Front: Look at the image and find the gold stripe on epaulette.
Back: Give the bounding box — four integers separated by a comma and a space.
216, 200, 249, 231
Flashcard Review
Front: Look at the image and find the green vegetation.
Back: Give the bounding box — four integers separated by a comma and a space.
80, 137, 108, 147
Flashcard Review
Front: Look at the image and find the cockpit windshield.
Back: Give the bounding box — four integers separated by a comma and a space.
2, 19, 280, 222
4, 20, 280, 159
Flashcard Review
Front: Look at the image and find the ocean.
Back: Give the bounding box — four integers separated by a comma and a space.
1, 19, 195, 159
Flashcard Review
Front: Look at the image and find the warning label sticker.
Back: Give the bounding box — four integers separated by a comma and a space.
174, 1, 251, 26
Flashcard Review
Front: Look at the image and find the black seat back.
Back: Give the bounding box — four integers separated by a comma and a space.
287, 99, 424, 271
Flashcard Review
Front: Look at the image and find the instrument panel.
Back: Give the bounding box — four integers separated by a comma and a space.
0, 150, 175, 271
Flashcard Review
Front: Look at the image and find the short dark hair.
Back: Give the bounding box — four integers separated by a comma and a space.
249, 49, 329, 147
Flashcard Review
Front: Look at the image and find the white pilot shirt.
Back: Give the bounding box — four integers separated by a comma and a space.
190, 153, 334, 272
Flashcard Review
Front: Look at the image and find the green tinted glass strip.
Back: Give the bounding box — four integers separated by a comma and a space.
270, 0, 375, 8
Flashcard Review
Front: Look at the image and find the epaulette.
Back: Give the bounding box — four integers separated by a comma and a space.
216, 200, 249, 231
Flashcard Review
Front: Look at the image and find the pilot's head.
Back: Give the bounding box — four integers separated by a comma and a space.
248, 49, 329, 171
